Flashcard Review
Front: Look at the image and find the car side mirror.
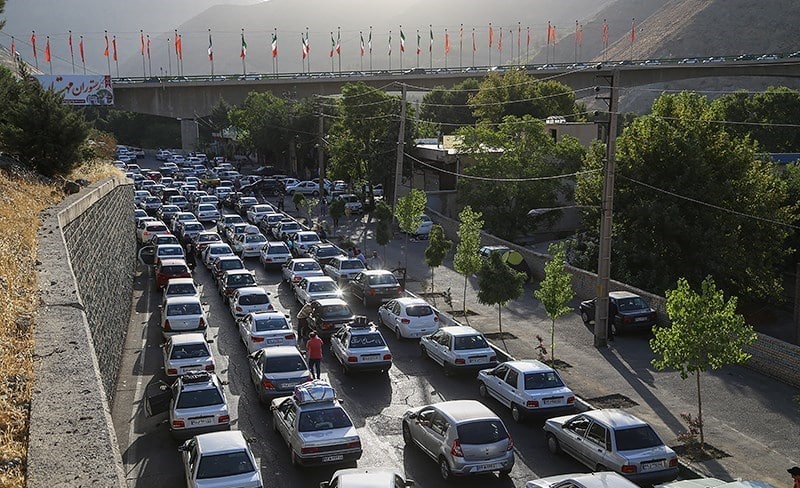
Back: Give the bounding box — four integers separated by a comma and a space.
405, 481, 415, 487
320, 483, 330, 488
408, 412, 417, 420
177, 445, 189, 452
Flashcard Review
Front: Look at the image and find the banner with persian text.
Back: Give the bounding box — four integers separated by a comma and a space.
33, 75, 114, 106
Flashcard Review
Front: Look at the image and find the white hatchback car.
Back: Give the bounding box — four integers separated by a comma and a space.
202, 243, 235, 268
162, 333, 215, 379
229, 286, 274, 319
378, 298, 440, 339
238, 312, 296, 353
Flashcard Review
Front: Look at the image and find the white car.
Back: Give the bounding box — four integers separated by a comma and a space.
330, 320, 392, 375
216, 214, 245, 235
202, 243, 234, 268
154, 244, 185, 264
259, 240, 293, 268
413, 214, 433, 238
137, 220, 169, 244
526, 472, 642, 488
168, 372, 229, 440
162, 333, 215, 379
162, 277, 199, 302
378, 298, 440, 339
232, 231, 268, 258
273, 220, 303, 241
134, 190, 151, 205
238, 312, 296, 353
294, 276, 341, 304
160, 296, 207, 339
194, 203, 220, 223
324, 256, 366, 282
171, 211, 197, 233
287, 180, 322, 196
420, 326, 497, 375
229, 286, 274, 319
246, 204, 276, 224
179, 431, 263, 488
282, 258, 324, 285
477, 360, 576, 423
290, 231, 322, 257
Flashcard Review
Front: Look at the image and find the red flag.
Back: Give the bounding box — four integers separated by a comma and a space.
68, 31, 73, 53
10, 37, 14, 57
103, 32, 109, 57
547, 22, 552, 45
578, 25, 584, 46
146, 36, 151, 59
498, 29, 502, 52
630, 18, 636, 42
141, 31, 145, 56
552, 25, 557, 45
488, 23, 493, 47
31, 31, 37, 59
45, 37, 51, 62
445, 31, 450, 54
527, 27, 530, 48
602, 19, 609, 44
112, 36, 117, 61
79, 36, 85, 63
174, 30, 179, 56
177, 35, 183, 60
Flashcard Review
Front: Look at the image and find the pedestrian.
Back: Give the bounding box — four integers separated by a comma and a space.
320, 198, 327, 216
277, 188, 285, 211
306, 331, 324, 380
184, 243, 196, 270
356, 248, 366, 266
789, 467, 800, 488
317, 224, 327, 241
367, 250, 383, 269
296, 301, 313, 338
607, 301, 617, 342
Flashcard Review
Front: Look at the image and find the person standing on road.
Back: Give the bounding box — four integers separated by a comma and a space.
367, 250, 383, 269
355, 248, 366, 267
184, 243, 196, 271
297, 302, 313, 338
789, 467, 800, 488
306, 332, 324, 380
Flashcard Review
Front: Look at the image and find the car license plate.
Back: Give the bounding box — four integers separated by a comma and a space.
635, 316, 649, 322
362, 354, 381, 362
642, 461, 665, 472
543, 398, 561, 405
279, 383, 294, 390
468, 356, 486, 364
180, 365, 201, 373
476, 463, 502, 472
189, 417, 213, 427
267, 338, 281, 344
322, 454, 344, 463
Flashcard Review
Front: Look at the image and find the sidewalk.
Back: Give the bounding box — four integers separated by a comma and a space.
336, 216, 799, 488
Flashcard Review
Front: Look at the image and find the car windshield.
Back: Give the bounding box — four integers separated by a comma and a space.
167, 303, 202, 316
406, 305, 433, 317
524, 371, 565, 390
198, 235, 221, 243
298, 407, 353, 432
349, 333, 385, 348
309, 282, 337, 293
300, 235, 319, 242
614, 425, 663, 450
167, 283, 196, 295
453, 334, 489, 350
269, 245, 290, 254
239, 293, 268, 305
161, 265, 188, 274
282, 223, 300, 231
196, 451, 255, 479
264, 355, 307, 373
321, 304, 352, 319
295, 262, 321, 271
225, 216, 244, 224
616, 297, 649, 312
254, 317, 289, 332
341, 260, 365, 270
457, 420, 508, 444
184, 224, 204, 232
176, 387, 223, 409
198, 205, 216, 211
170, 343, 209, 359
368, 274, 398, 285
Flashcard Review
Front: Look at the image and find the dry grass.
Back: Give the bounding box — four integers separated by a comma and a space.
68, 159, 125, 182
0, 172, 63, 488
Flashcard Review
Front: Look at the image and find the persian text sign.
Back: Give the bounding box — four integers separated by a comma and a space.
33, 75, 114, 106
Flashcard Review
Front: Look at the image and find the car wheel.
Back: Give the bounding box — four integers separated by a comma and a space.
402, 421, 413, 445
581, 311, 591, 324
438, 457, 452, 482
478, 381, 488, 398
395, 326, 402, 341
312, 191, 319, 197
499, 467, 512, 477
511, 403, 525, 423
546, 433, 562, 454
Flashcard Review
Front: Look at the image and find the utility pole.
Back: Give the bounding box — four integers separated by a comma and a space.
392, 84, 407, 215
594, 69, 619, 348
317, 104, 325, 220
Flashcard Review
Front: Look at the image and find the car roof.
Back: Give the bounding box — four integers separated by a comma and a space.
296, 231, 318, 236
609, 291, 640, 299
158, 258, 187, 266
169, 333, 207, 345
438, 325, 481, 336
166, 277, 195, 286
260, 346, 303, 357
224, 269, 254, 277
394, 297, 429, 306
581, 409, 648, 428
360, 269, 393, 276
235, 286, 266, 295
165, 295, 202, 305
303, 276, 336, 283
655, 480, 728, 488
333, 469, 401, 487
431, 400, 499, 423
503, 360, 556, 374
194, 430, 249, 455
531, 472, 639, 488
248, 311, 287, 320
314, 298, 349, 306
291, 258, 317, 264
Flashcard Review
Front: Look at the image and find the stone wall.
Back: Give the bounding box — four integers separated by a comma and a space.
427, 207, 800, 389
30, 177, 132, 487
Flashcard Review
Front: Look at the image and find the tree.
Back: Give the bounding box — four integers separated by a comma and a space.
453, 206, 483, 322
456, 115, 585, 240
424, 225, 452, 303
533, 243, 575, 367
420, 79, 479, 134
0, 0, 5, 30
328, 198, 345, 233
374, 200, 393, 261
650, 276, 756, 445
292, 191, 305, 211
0, 68, 89, 177
712, 87, 800, 153
477, 251, 525, 334
574, 91, 795, 301
228, 91, 289, 164
394, 189, 427, 270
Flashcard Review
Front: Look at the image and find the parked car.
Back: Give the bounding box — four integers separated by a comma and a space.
307, 243, 347, 267
192, 231, 223, 254
420, 326, 497, 375
330, 319, 392, 375
401, 400, 514, 481
176, 221, 205, 245
378, 297, 439, 339
290, 231, 322, 258
543, 409, 679, 484
231, 231, 268, 258
229, 286, 274, 319
247, 346, 312, 402
321, 468, 414, 488
166, 371, 230, 439
346, 270, 403, 307
211, 255, 246, 281
273, 220, 303, 241
246, 204, 276, 224
257, 213, 286, 235
202, 243, 235, 268
477, 360, 576, 423
155, 259, 192, 289
579, 291, 657, 333
137, 220, 170, 244
177, 431, 262, 488
162, 277, 199, 302
216, 214, 245, 235
238, 311, 296, 353
162, 333, 215, 379
287, 180, 323, 196
260, 240, 293, 269
217, 269, 258, 303
156, 204, 181, 225
194, 203, 220, 223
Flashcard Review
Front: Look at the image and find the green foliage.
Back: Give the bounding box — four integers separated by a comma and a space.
470, 70, 582, 124
395, 189, 427, 234
477, 251, 526, 332
574, 91, 794, 301
420, 79, 479, 134
0, 0, 5, 30
456, 115, 586, 240
375, 219, 392, 247
712, 87, 800, 152
328, 198, 345, 222
0, 71, 89, 177
373, 199, 393, 222
292, 191, 305, 210
228, 91, 289, 163
453, 206, 484, 321
651, 276, 756, 444
83, 109, 180, 149
534, 243, 575, 366
425, 225, 453, 299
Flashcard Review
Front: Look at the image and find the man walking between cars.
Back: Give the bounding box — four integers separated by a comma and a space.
306, 332, 324, 380
789, 467, 800, 488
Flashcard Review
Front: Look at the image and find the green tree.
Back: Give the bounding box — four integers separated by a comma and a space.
650, 276, 756, 445
424, 224, 452, 303
469, 69, 582, 124
533, 243, 575, 367
712, 87, 800, 153
453, 206, 484, 322
0, 0, 6, 30
228, 91, 289, 164
328, 198, 345, 232
456, 115, 586, 240
374, 200, 393, 260
574, 91, 794, 301
477, 251, 525, 334
292, 191, 305, 211
394, 189, 427, 270
420, 79, 479, 134
0, 68, 89, 177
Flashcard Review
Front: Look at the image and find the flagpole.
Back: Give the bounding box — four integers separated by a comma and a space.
444, 29, 448, 68
517, 22, 521, 65
429, 24, 432, 69
69, 30, 75, 73
80, 35, 86, 74
32, 31, 38, 69
301, 34, 305, 74
208, 29, 213, 78
178, 34, 183, 76
488, 23, 492, 66
105, 30, 111, 75
388, 30, 392, 70
167, 37, 172, 76
472, 28, 475, 67
399, 25, 403, 71
330, 32, 334, 72
574, 21, 578, 63
369, 26, 373, 72
274, 28, 279, 75
10, 36, 15, 72
242, 29, 247, 76
46, 36, 52, 74
113, 36, 119, 77
337, 26, 341, 74
140, 30, 145, 78
526, 27, 530, 63
306, 27, 311, 73
630, 18, 635, 61
416, 29, 420, 68
359, 31, 363, 71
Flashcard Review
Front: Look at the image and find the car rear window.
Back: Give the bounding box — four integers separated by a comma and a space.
228, 274, 256, 286
246, 235, 267, 244
616, 297, 649, 311
264, 355, 307, 373
196, 451, 254, 480
614, 425, 663, 450
298, 407, 353, 432
166, 283, 196, 295
300, 235, 319, 242
321, 304, 352, 318
309, 281, 337, 293
197, 234, 221, 243
317, 247, 341, 257
167, 303, 202, 316
159, 247, 183, 257
170, 343, 209, 360
282, 223, 300, 231
176, 387, 223, 409
457, 420, 508, 445
349, 333, 385, 348
254, 317, 289, 331
210, 246, 232, 255
161, 265, 188, 274
453, 334, 489, 350
220, 260, 244, 271
341, 260, 365, 270
295, 262, 321, 271
184, 223, 204, 232
523, 372, 564, 390
147, 225, 168, 233
368, 274, 398, 285
239, 293, 268, 305
268, 245, 290, 254
406, 305, 433, 317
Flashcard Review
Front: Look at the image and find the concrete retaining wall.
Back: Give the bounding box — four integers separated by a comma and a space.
427, 207, 800, 389
30, 177, 132, 487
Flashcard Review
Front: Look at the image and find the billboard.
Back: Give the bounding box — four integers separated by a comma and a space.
33, 75, 114, 106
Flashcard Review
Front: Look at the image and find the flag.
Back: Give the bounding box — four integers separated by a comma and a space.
518, 22, 521, 51
336, 30, 341, 55
578, 24, 584, 46
472, 29, 476, 52
552, 26, 557, 45
460, 24, 463, 41
208, 31, 213, 61
141, 31, 145, 56
602, 19, 609, 44
400, 29, 405, 52
388, 31, 392, 56
31, 31, 37, 59
429, 26, 433, 52
240, 32, 247, 58
103, 32, 108, 57
177, 35, 183, 60
445, 30, 450, 54
146, 36, 151, 59
360, 32, 365, 56
368, 29, 372, 53
329, 32, 334, 57
630, 18, 636, 42
174, 31, 179, 56
272, 32, 278, 58
489, 23, 493, 47
547, 21, 552, 45
497, 29, 502, 52
112, 36, 117, 61
45, 37, 51, 62
527, 26, 530, 49
68, 31, 73, 56
416, 31, 421, 55
80, 36, 85, 63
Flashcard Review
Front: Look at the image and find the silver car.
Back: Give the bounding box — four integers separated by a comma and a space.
282, 258, 324, 285
330, 321, 392, 375
402, 400, 514, 481
543, 409, 679, 484
526, 471, 641, 488
420, 326, 497, 375
294, 276, 342, 305
160, 296, 207, 339
179, 431, 263, 488
260, 240, 293, 268
168, 371, 230, 440
238, 312, 296, 353
162, 333, 215, 379
248, 346, 312, 402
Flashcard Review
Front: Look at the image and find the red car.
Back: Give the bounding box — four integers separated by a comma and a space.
155, 258, 192, 289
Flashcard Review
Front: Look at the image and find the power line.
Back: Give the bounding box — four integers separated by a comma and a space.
405, 110, 596, 128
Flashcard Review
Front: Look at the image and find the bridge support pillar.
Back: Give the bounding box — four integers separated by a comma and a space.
180, 118, 199, 152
